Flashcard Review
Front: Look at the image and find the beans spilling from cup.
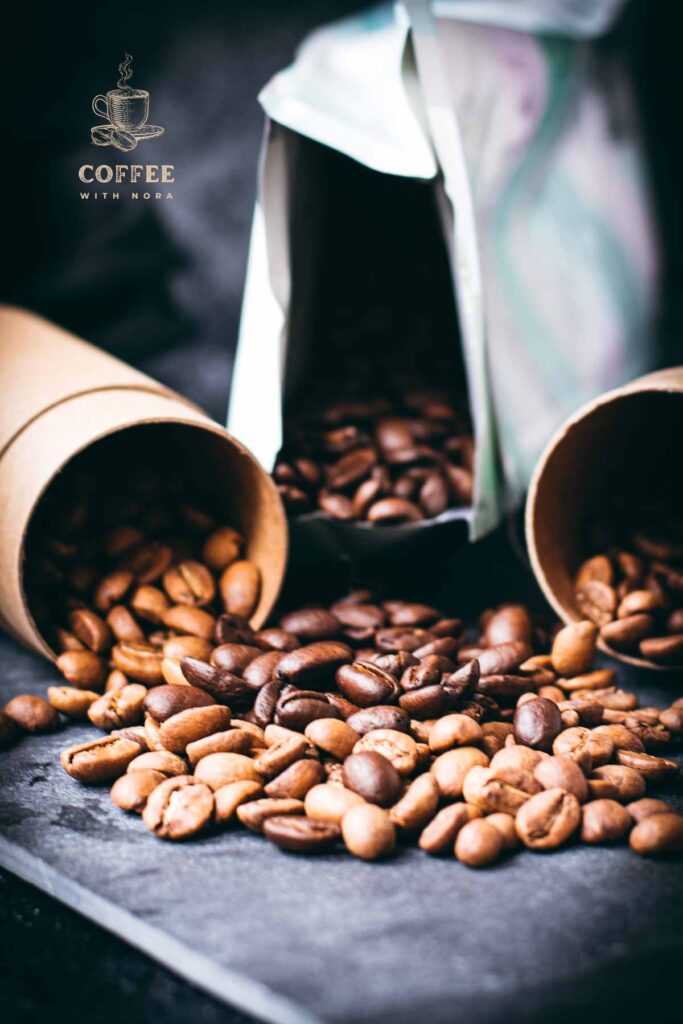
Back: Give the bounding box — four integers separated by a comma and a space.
575, 512, 683, 668
273, 387, 474, 524
4, 579, 681, 862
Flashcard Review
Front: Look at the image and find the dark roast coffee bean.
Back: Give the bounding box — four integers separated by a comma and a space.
279, 608, 341, 640
513, 698, 563, 751
276, 642, 353, 687
252, 680, 282, 728
336, 662, 399, 706
180, 657, 252, 705
346, 706, 411, 736
275, 691, 341, 731
263, 815, 340, 853
211, 644, 263, 673
242, 651, 285, 688
143, 685, 215, 722
342, 751, 402, 807
213, 613, 258, 646
399, 685, 448, 719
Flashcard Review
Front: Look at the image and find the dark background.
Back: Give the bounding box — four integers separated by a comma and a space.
1, 2, 682, 1022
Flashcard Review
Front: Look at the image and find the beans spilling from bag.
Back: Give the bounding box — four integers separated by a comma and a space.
4, 573, 681, 862
273, 387, 474, 524
575, 509, 683, 668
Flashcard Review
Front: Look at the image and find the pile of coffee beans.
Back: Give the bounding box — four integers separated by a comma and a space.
4, 581, 682, 863
273, 388, 474, 524
575, 513, 683, 668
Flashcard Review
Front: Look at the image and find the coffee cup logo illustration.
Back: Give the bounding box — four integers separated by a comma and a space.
91, 54, 164, 151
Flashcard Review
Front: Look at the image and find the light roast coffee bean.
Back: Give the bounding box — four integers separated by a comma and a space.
342, 804, 396, 860
516, 789, 581, 849
143, 775, 214, 839
264, 815, 340, 853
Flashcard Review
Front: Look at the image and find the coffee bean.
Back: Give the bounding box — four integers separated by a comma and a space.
615, 749, 678, 781
346, 705, 410, 736
111, 769, 165, 813
4, 694, 60, 734
305, 719, 360, 759
278, 608, 340, 640
476, 642, 533, 676
341, 804, 396, 859
163, 605, 216, 640
533, 756, 589, 802
158, 705, 233, 753
88, 684, 147, 731
580, 799, 632, 843
214, 779, 263, 824
399, 685, 449, 719
640, 635, 683, 664
94, 570, 134, 613
336, 661, 399, 706
47, 686, 100, 720
463, 764, 540, 815
516, 788, 581, 849
419, 803, 480, 855
275, 690, 340, 731
69, 608, 112, 654
305, 783, 366, 824
390, 774, 440, 831
142, 775, 214, 839
264, 815, 340, 853
253, 735, 308, 777
242, 651, 284, 688
202, 526, 244, 571
630, 813, 683, 855
162, 560, 215, 607
127, 751, 188, 776
483, 605, 534, 647
111, 641, 164, 685
185, 729, 252, 765
56, 650, 107, 690
254, 628, 299, 652
342, 751, 403, 807
455, 819, 503, 867
486, 812, 519, 850
588, 764, 646, 802
353, 729, 418, 775
61, 735, 142, 783
513, 698, 563, 751
551, 622, 598, 677
129, 586, 170, 625
431, 747, 489, 799
265, 758, 325, 800
143, 684, 215, 722
210, 643, 263, 674
277, 642, 353, 687
194, 751, 262, 790
219, 560, 261, 619
236, 797, 305, 832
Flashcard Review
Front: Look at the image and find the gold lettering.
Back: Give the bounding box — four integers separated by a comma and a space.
78, 166, 94, 183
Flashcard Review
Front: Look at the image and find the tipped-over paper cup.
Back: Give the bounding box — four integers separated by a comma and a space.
0, 306, 287, 659
526, 367, 683, 671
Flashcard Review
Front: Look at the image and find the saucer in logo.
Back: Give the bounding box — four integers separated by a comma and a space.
91, 54, 164, 151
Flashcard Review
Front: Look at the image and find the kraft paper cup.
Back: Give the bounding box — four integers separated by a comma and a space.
0, 306, 287, 659
526, 367, 683, 671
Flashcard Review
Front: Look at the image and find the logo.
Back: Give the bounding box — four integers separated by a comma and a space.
91, 53, 164, 152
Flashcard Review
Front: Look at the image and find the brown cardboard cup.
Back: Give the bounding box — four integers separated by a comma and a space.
0, 306, 287, 659
526, 367, 683, 671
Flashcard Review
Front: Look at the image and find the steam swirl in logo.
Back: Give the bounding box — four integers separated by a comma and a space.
117, 53, 134, 92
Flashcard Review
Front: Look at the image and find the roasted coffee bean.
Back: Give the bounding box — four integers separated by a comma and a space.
516, 788, 581, 849
277, 642, 353, 687
253, 735, 308, 777
94, 570, 134, 613
390, 774, 440, 831
219, 560, 261, 619
630, 813, 683, 855
237, 797, 305, 832
553, 726, 610, 768
399, 685, 450, 719
111, 641, 164, 685
162, 560, 215, 607
129, 586, 170, 625
305, 719, 360, 759
4, 694, 60, 734
593, 723, 644, 753
254, 628, 299, 652
211, 643, 263, 674
513, 698, 563, 751
202, 526, 243, 571
581, 799, 632, 843
477, 674, 535, 702
243, 651, 285, 688
181, 658, 252, 705
483, 605, 534, 647
490, 744, 546, 773
305, 783, 366, 824
533, 755, 589, 802
372, 651, 419, 676
640, 635, 683, 664
419, 803, 480, 855
275, 690, 340, 731
48, 686, 100, 720
163, 605, 216, 640
626, 797, 672, 823
323, 692, 360, 720
143, 685, 215, 722
615, 749, 679, 781
264, 815, 340, 853
185, 729, 252, 765
401, 660, 441, 691
213, 613, 258, 646
336, 661, 398, 706
589, 764, 646, 802
455, 819, 503, 867
354, 729, 418, 775
427, 713, 484, 753
342, 804, 396, 859
279, 608, 340, 640
127, 751, 188, 777
600, 614, 654, 651
661, 706, 683, 733
61, 735, 142, 783
111, 769, 165, 813
88, 684, 147, 731
485, 812, 519, 850
142, 775, 214, 839
346, 706, 410, 736
56, 650, 107, 690
68, 608, 112, 654
431, 747, 489, 799
551, 622, 598, 677
476, 642, 533, 677
158, 705, 233, 753
194, 751, 262, 790
265, 758, 325, 800
342, 751, 403, 807
214, 779, 263, 824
